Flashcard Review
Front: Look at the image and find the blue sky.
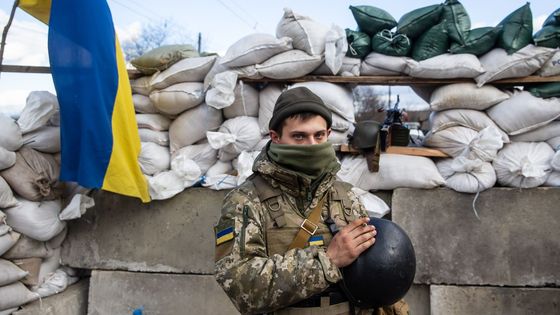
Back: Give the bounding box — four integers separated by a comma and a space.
0, 0, 557, 114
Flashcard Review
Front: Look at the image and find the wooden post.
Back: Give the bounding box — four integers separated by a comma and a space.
0, 0, 20, 78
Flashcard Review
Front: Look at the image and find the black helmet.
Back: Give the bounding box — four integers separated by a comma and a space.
350, 120, 381, 150
339, 217, 416, 308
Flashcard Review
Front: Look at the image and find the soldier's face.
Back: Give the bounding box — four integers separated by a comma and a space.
270, 116, 331, 145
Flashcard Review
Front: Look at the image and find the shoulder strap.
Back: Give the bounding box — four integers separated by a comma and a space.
288, 195, 326, 250
250, 174, 286, 227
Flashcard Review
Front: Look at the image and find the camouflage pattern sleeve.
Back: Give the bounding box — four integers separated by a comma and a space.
347, 187, 369, 218
214, 188, 339, 314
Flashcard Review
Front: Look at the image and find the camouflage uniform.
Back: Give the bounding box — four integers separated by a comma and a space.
214, 148, 407, 315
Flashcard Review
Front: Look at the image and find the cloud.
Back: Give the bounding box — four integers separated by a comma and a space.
0, 89, 29, 116
0, 9, 49, 66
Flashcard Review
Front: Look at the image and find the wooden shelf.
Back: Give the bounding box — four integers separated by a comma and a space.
337, 144, 449, 158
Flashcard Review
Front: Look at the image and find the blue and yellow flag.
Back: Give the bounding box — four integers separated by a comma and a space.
19, 0, 150, 202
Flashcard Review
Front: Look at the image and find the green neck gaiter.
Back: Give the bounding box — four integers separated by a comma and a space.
268, 142, 339, 179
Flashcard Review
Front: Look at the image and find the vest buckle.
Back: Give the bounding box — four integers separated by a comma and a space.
301, 219, 318, 235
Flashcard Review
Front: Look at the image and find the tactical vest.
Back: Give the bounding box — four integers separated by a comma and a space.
249, 174, 357, 256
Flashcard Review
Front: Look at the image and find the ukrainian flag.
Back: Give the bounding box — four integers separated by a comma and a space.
19, 0, 150, 202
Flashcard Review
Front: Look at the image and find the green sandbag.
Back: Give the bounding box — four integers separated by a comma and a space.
449, 27, 499, 56
346, 29, 372, 59
497, 3, 533, 54
371, 30, 411, 57
397, 4, 443, 39
412, 21, 449, 61
131, 44, 199, 75
534, 25, 560, 48
543, 8, 560, 27
349, 5, 397, 36
442, 0, 471, 45
527, 82, 560, 99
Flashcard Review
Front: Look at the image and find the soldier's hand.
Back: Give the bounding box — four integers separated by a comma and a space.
325, 217, 376, 268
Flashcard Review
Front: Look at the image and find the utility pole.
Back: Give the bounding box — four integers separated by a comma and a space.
197, 32, 201, 54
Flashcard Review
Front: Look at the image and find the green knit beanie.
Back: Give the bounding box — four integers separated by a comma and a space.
268, 87, 332, 131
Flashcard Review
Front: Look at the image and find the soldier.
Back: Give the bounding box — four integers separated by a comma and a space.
214, 87, 408, 315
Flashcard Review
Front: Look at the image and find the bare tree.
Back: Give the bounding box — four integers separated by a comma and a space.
353, 85, 386, 122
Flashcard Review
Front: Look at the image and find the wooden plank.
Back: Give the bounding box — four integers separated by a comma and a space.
386, 146, 449, 157
0, 65, 51, 74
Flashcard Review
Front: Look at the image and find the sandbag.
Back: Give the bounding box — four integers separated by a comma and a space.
0, 147, 16, 172
138, 142, 170, 175
545, 171, 560, 187
0, 176, 18, 208
371, 30, 411, 57
544, 8, 560, 27
205, 71, 238, 110
360, 52, 413, 76
397, 4, 443, 39
449, 27, 499, 56
493, 142, 554, 188
429, 83, 510, 111
148, 168, 200, 200
58, 193, 94, 221
510, 121, 560, 143
4, 198, 65, 242
33, 268, 79, 298
0, 227, 20, 257
0, 115, 23, 152
328, 129, 352, 145
349, 5, 396, 37
437, 157, 496, 193
136, 113, 171, 131
411, 21, 449, 61
537, 50, 560, 77
206, 116, 261, 162
169, 103, 223, 153
290, 82, 355, 123
345, 29, 371, 59
487, 90, 560, 135
130, 44, 199, 75
552, 151, 560, 171
138, 128, 169, 146
496, 3, 533, 54
203, 56, 261, 90
149, 82, 205, 115
130, 76, 153, 96
324, 25, 348, 75
533, 25, 560, 48
2, 234, 51, 260
351, 187, 390, 218
22, 126, 60, 153
171, 142, 217, 175
527, 82, 560, 98
169, 156, 203, 187
312, 57, 361, 76
220, 33, 293, 67
132, 94, 158, 114
430, 109, 510, 143
150, 55, 217, 89
407, 53, 484, 79
205, 160, 233, 177
0, 147, 61, 202
0, 259, 28, 287
223, 81, 259, 119
337, 154, 445, 190
475, 45, 557, 86
258, 84, 284, 135
17, 91, 59, 134
0, 281, 40, 311
442, 0, 471, 46
255, 49, 323, 79
276, 8, 329, 56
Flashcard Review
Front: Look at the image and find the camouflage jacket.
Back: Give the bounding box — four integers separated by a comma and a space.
214, 148, 367, 314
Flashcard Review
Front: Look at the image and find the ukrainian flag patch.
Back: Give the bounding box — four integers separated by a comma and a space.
216, 226, 235, 245
308, 235, 324, 246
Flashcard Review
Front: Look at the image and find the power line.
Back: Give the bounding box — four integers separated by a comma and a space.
108, 0, 159, 24
215, 0, 257, 31
115, 0, 166, 21
225, 0, 262, 31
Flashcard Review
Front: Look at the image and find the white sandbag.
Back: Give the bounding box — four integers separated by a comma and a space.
169, 156, 202, 188
205, 160, 233, 177
548, 136, 560, 151
0, 281, 40, 311
132, 94, 158, 114
171, 143, 217, 175
58, 194, 94, 221
136, 113, 171, 131
0, 259, 28, 287
0, 147, 61, 202
0, 176, 18, 208
220, 33, 293, 67
130, 75, 153, 95
429, 109, 509, 143
487, 90, 560, 135
233, 151, 260, 185
207, 116, 261, 162
331, 113, 352, 132
510, 121, 560, 143
0, 147, 16, 171
223, 81, 259, 119
492, 142, 555, 188
149, 82, 205, 115
360, 52, 413, 76
351, 187, 390, 218
17, 91, 59, 134
313, 57, 361, 76
328, 129, 352, 145
2, 234, 50, 260
150, 55, 217, 89
33, 268, 79, 298
138, 128, 169, 146
437, 157, 496, 193
290, 82, 355, 123
337, 154, 445, 190
22, 126, 60, 153
138, 142, 170, 175
430, 83, 510, 111
552, 151, 560, 171
202, 174, 238, 190
253, 137, 270, 152
424, 126, 504, 161
0, 229, 20, 258
324, 24, 348, 75
255, 50, 323, 79
169, 103, 223, 153
258, 84, 284, 135
407, 54, 485, 79
537, 50, 560, 77
29, 247, 59, 292
0, 115, 23, 152
45, 227, 67, 250
544, 171, 560, 187
276, 8, 330, 56
205, 71, 238, 110
204, 56, 262, 90
4, 198, 66, 242
147, 171, 185, 200
475, 45, 557, 86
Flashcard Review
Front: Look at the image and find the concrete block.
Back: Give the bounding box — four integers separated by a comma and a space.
13, 279, 89, 315
404, 284, 430, 315
61, 188, 228, 274
431, 285, 560, 315
87, 270, 239, 315
392, 187, 560, 286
